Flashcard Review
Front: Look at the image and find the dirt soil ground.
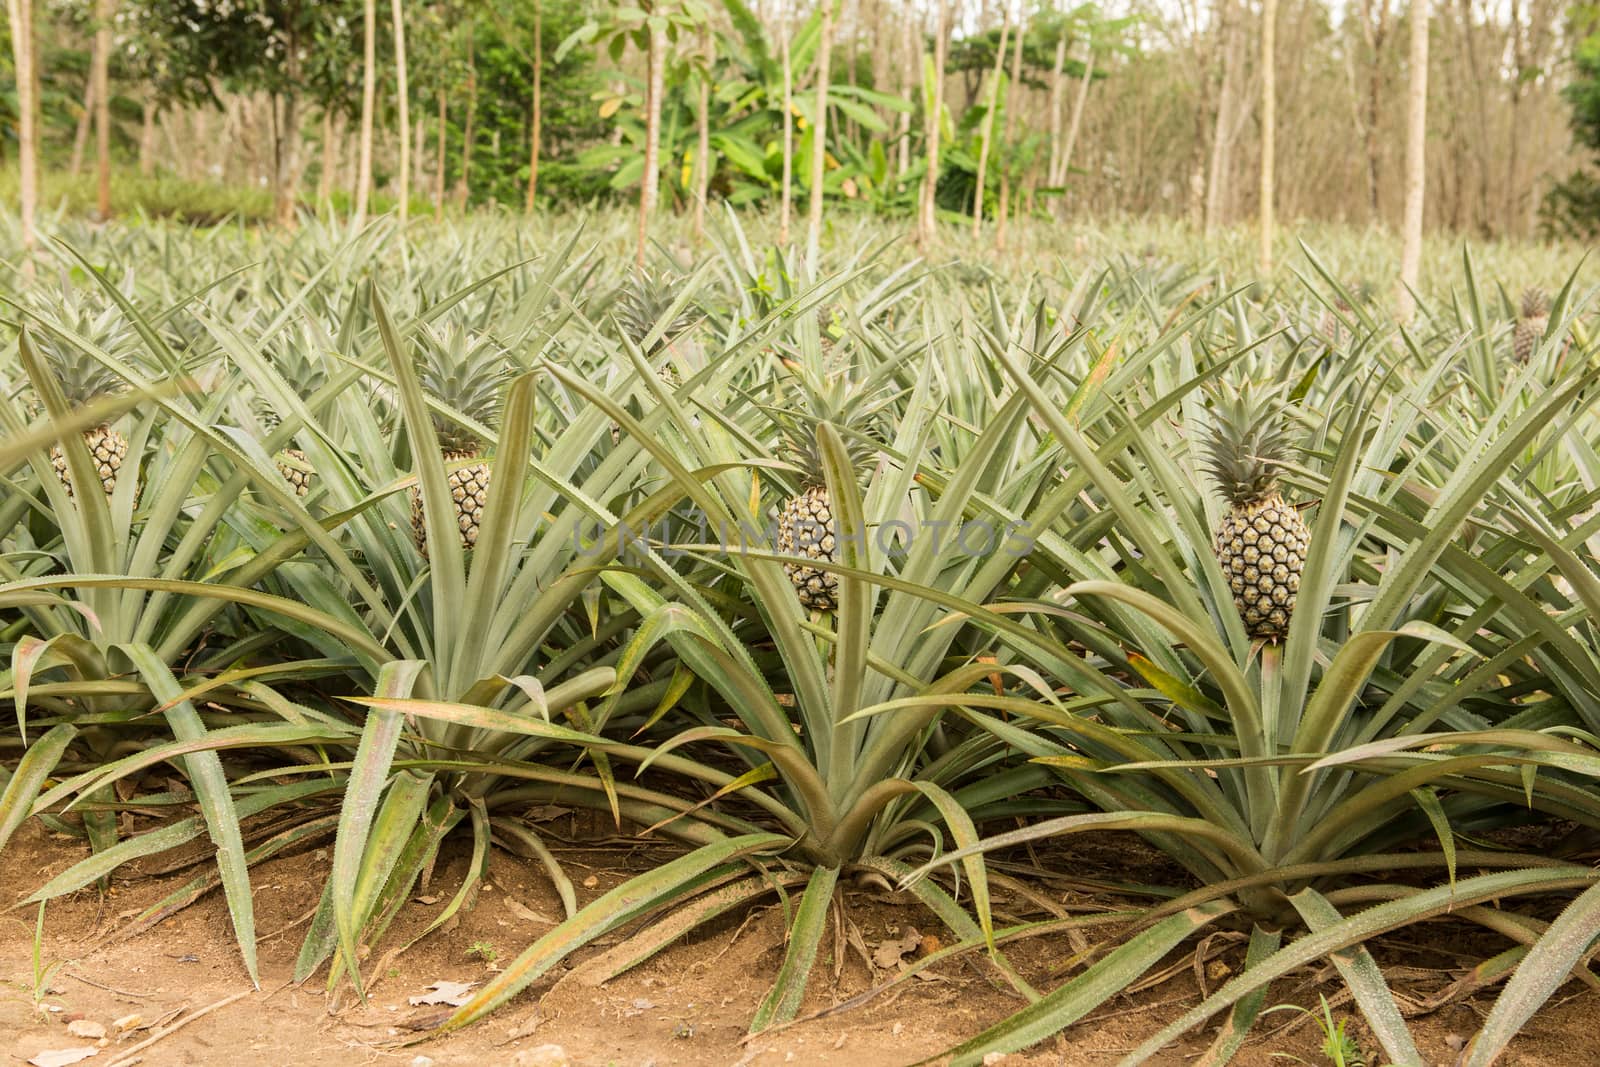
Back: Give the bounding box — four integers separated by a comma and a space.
3, 817, 1597, 1067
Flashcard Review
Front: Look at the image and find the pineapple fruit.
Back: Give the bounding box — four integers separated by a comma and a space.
409, 325, 509, 555
1514, 288, 1549, 364
1200, 386, 1309, 640
36, 323, 134, 499
771, 346, 889, 613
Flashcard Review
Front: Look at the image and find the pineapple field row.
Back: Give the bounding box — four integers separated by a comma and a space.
3, 211, 1600, 1066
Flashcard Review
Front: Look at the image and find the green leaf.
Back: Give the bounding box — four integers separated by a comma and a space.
749, 864, 840, 1032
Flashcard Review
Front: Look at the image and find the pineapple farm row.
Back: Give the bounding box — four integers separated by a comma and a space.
3, 210, 1600, 1065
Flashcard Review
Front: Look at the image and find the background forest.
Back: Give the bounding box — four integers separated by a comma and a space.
4, 0, 1600, 243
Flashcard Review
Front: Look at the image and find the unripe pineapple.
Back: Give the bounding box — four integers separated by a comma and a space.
612, 270, 703, 361
1200, 386, 1308, 640
1315, 283, 1370, 348
254, 337, 329, 498
1514, 288, 1549, 364
409, 325, 509, 556
607, 271, 704, 446
35, 307, 136, 499
771, 342, 892, 613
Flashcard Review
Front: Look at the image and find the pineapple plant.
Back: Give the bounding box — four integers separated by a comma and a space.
409, 325, 510, 555
770, 350, 892, 613
1514, 288, 1549, 364
34, 305, 137, 499
1199, 385, 1309, 640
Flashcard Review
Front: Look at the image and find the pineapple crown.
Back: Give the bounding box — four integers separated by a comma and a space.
32, 295, 137, 409
254, 333, 331, 429
1198, 382, 1297, 506
768, 352, 896, 489
1520, 288, 1550, 320
612, 270, 704, 356
416, 323, 511, 455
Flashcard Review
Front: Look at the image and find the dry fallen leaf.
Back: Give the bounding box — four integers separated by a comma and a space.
65, 1022, 106, 1040
504, 897, 554, 925
111, 1014, 142, 1033
872, 927, 922, 970
407, 981, 476, 1007
28, 1049, 100, 1067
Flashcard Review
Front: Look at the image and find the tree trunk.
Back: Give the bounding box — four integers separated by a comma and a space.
392, 0, 409, 221
995, 16, 1023, 252
414, 116, 426, 196
917, 0, 948, 248
1206, 0, 1243, 233
1057, 40, 1095, 220
1046, 33, 1066, 191
456, 21, 477, 210
1503, 0, 1525, 234
806, 0, 834, 263
780, 21, 793, 245
138, 96, 156, 176
274, 25, 303, 227
869, 0, 889, 124
354, 0, 377, 226
70, 74, 95, 179
435, 89, 447, 219
895, 7, 913, 179
1359, 0, 1390, 222
693, 23, 711, 240
971, 10, 1010, 236
317, 108, 337, 204
5, 0, 36, 266
525, 0, 543, 213
93, 0, 114, 218
638, 16, 666, 266
1398, 0, 1429, 320
1259, 0, 1278, 274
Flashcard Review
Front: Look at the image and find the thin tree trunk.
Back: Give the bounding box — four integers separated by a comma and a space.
996, 15, 1023, 252
318, 108, 336, 204
638, 15, 665, 266
138, 96, 156, 176
917, 0, 948, 248
70, 75, 95, 179
456, 21, 477, 210
392, 0, 409, 221
5, 0, 37, 267
434, 89, 447, 218
780, 22, 793, 245
806, 0, 834, 263
1398, 0, 1429, 320
93, 0, 113, 218
692, 22, 711, 240
869, 0, 889, 123
971, 9, 1010, 235
1206, 0, 1242, 233
354, 0, 377, 226
275, 36, 303, 227
895, 7, 913, 179
1359, 0, 1390, 221
1046, 33, 1066, 189
1259, 0, 1278, 274
414, 116, 426, 196
1057, 40, 1095, 220
525, 0, 543, 213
